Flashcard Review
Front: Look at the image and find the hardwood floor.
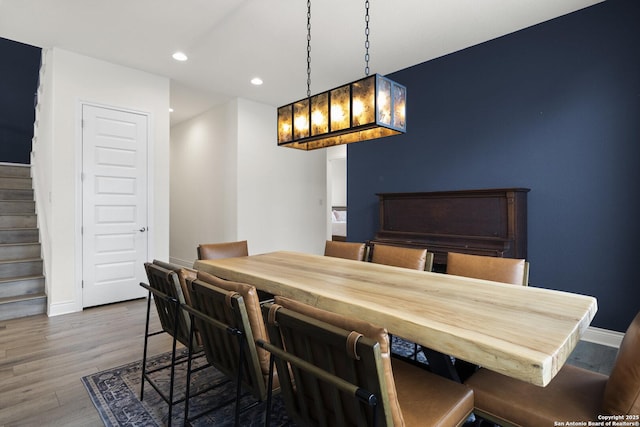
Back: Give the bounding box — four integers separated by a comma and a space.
0, 298, 173, 427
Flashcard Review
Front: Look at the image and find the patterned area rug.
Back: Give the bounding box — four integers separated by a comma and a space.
392, 336, 429, 364
81, 350, 295, 426
81, 340, 437, 426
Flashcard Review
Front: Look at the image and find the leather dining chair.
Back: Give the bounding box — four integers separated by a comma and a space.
140, 261, 201, 425
258, 296, 474, 427
465, 311, 640, 426
446, 252, 529, 286
370, 243, 434, 272
196, 240, 272, 301
324, 240, 367, 261
183, 270, 279, 424
197, 240, 249, 260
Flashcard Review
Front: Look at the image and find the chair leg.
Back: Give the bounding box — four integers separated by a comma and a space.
184, 314, 196, 425
264, 354, 276, 427
233, 336, 246, 427
165, 301, 182, 426
140, 293, 181, 426
140, 291, 153, 401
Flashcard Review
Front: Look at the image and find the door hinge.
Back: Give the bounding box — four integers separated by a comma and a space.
81, 280, 84, 289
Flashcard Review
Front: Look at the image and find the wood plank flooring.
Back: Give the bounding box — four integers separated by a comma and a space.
0, 298, 173, 427
0, 298, 619, 426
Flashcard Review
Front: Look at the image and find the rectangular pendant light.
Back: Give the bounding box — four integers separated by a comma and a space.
277, 74, 406, 150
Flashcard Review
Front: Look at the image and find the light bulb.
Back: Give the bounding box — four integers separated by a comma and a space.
294, 115, 308, 131
378, 91, 389, 108
353, 99, 364, 118
312, 110, 325, 126
331, 105, 344, 121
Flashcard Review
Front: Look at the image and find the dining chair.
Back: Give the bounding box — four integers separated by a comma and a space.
323, 240, 367, 261
183, 270, 278, 424
258, 296, 474, 427
370, 243, 434, 272
465, 311, 640, 426
139, 261, 202, 425
446, 252, 529, 286
195, 240, 275, 300
197, 240, 249, 260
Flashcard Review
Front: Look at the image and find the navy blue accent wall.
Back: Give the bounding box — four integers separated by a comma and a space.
0, 37, 41, 164
347, 0, 640, 332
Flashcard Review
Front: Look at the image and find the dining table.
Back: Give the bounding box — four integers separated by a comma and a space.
194, 251, 598, 387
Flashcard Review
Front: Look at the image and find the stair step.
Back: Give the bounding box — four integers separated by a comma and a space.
0, 200, 35, 214
0, 188, 34, 200
0, 292, 46, 321
0, 275, 45, 298
0, 258, 43, 280
0, 164, 31, 179
0, 177, 33, 190
0, 243, 41, 260
0, 228, 39, 244
0, 164, 45, 321
0, 214, 37, 228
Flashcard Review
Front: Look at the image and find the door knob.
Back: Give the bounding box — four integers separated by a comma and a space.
139, 227, 146, 232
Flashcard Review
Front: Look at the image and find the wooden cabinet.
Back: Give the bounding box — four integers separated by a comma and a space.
370, 188, 529, 270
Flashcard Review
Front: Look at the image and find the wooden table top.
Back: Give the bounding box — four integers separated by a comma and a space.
194, 251, 597, 386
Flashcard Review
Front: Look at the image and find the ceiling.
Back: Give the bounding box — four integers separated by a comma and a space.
0, 0, 602, 126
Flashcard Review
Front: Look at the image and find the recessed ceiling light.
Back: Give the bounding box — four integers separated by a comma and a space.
251, 77, 263, 86
172, 51, 188, 61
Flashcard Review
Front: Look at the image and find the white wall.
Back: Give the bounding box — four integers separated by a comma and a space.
33, 48, 170, 315
236, 98, 326, 255
169, 101, 238, 264
169, 97, 327, 266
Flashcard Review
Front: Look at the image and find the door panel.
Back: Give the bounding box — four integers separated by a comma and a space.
82, 105, 148, 307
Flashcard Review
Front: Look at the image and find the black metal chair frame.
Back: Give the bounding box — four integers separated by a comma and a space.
139, 282, 210, 426
181, 303, 249, 426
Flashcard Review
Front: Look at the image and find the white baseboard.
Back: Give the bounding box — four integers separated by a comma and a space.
583, 326, 624, 348
48, 300, 81, 317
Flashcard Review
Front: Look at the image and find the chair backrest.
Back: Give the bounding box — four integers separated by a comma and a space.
370, 243, 432, 271
143, 262, 195, 350
262, 296, 403, 427
151, 259, 197, 305
324, 240, 367, 261
189, 271, 272, 400
446, 252, 529, 286
602, 311, 640, 414
197, 240, 248, 260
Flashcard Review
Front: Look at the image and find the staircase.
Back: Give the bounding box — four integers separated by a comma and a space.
0, 163, 46, 321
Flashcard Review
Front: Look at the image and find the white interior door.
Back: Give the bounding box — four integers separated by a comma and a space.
82, 104, 149, 307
